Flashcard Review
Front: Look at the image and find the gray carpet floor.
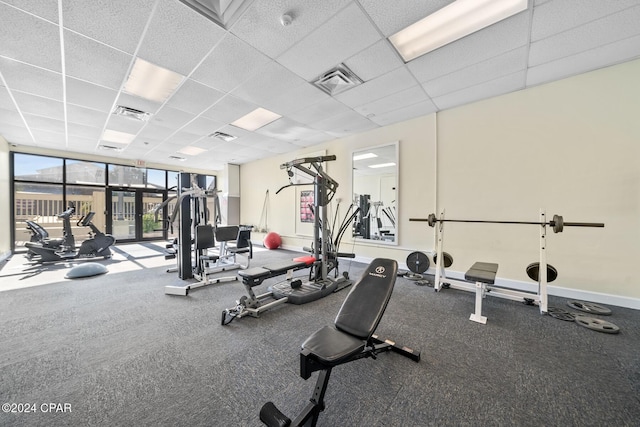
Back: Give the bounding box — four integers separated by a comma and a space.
0, 246, 639, 426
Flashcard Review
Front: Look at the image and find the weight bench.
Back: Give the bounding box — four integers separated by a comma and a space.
259, 258, 420, 427
464, 262, 499, 324
222, 256, 317, 324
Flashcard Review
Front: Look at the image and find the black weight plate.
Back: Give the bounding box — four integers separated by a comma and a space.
432, 251, 453, 268
547, 306, 576, 321
574, 315, 620, 334
567, 300, 612, 316
406, 251, 429, 274
526, 262, 558, 283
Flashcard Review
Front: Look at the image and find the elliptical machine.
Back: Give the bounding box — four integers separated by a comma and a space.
25, 204, 116, 263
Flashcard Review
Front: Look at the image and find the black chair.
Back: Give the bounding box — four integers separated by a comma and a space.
260, 258, 420, 427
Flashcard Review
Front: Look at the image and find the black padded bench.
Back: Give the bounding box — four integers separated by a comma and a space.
259, 258, 419, 427
464, 261, 499, 324
238, 257, 315, 287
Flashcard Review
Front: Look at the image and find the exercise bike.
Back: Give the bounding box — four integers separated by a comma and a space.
25, 205, 116, 263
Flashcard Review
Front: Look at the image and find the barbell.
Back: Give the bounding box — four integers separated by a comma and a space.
409, 213, 604, 233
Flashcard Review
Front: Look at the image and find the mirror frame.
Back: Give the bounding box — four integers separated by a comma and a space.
351, 141, 399, 246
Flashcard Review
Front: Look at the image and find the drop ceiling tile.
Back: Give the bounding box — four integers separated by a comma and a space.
254, 117, 324, 143
407, 12, 530, 82
180, 116, 225, 136
368, 100, 438, 127
277, 2, 381, 81
165, 79, 224, 115
231, 0, 352, 58
310, 109, 377, 137
0, 57, 63, 100
3, 0, 59, 23
287, 97, 353, 125
66, 104, 108, 128
67, 135, 98, 150
0, 106, 24, 125
422, 47, 528, 98
0, 87, 17, 110
527, 34, 640, 87
433, 71, 526, 111
344, 40, 404, 82
150, 106, 196, 130
137, 0, 226, 75
260, 139, 300, 154
531, 0, 639, 42
67, 122, 102, 140
23, 113, 65, 133
359, 0, 453, 37
12, 92, 64, 120
202, 95, 258, 123
62, 0, 155, 53
260, 81, 329, 117
529, 5, 640, 67
354, 85, 429, 118
191, 33, 271, 93
64, 30, 133, 90
137, 123, 174, 143
166, 130, 201, 146
31, 128, 66, 145
0, 3, 61, 71
290, 132, 332, 147
335, 66, 416, 108
66, 77, 117, 112
0, 122, 34, 143
231, 60, 307, 107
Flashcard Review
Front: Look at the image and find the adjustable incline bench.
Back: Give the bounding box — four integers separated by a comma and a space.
259, 258, 420, 427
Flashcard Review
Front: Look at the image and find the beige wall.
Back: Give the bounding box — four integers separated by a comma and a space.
0, 136, 10, 259
241, 59, 640, 306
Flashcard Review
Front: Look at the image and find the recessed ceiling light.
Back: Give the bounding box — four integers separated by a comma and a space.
101, 129, 136, 144
369, 162, 396, 169
353, 152, 377, 161
178, 146, 207, 156
389, 0, 528, 62
123, 58, 185, 103
231, 107, 281, 131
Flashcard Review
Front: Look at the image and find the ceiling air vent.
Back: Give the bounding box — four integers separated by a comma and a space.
98, 144, 124, 152
313, 64, 363, 96
169, 155, 187, 161
113, 105, 152, 121
209, 131, 237, 142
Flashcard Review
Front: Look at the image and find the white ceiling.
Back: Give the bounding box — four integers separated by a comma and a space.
1, 0, 639, 171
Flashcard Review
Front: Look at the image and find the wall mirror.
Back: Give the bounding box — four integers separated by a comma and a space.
352, 142, 398, 245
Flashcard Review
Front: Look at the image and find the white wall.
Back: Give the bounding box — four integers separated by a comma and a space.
240, 59, 640, 306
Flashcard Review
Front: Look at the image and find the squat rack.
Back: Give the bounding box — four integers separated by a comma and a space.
410, 211, 604, 316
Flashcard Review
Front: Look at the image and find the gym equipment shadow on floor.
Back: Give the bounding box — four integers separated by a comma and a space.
0, 247, 638, 427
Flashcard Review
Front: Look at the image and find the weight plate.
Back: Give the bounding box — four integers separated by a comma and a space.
432, 251, 453, 268
567, 300, 612, 316
525, 262, 558, 283
406, 251, 429, 274
552, 214, 564, 233
427, 213, 437, 227
574, 315, 620, 334
547, 306, 576, 321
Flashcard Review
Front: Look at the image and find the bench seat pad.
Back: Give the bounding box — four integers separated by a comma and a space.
301, 325, 365, 365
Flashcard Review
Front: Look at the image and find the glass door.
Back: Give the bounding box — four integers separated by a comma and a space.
107, 189, 167, 242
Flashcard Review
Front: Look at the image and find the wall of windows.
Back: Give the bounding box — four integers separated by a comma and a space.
11, 153, 182, 251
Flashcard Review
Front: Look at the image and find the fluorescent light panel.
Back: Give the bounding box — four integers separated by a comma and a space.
231, 107, 281, 131
178, 146, 207, 156
369, 162, 396, 169
123, 58, 185, 103
389, 0, 528, 62
101, 129, 136, 144
353, 152, 377, 161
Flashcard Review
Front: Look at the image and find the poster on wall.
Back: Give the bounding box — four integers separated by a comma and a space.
300, 190, 314, 223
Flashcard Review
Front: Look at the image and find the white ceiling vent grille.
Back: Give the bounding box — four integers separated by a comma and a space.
98, 144, 124, 152
177, 0, 256, 29
313, 64, 363, 96
113, 105, 152, 121
209, 131, 237, 142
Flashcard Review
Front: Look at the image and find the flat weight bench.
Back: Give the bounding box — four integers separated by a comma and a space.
259, 258, 420, 427
464, 262, 499, 324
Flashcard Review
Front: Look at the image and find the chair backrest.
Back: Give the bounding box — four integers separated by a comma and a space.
334, 258, 397, 340
195, 224, 216, 250
235, 228, 252, 249
215, 225, 239, 243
